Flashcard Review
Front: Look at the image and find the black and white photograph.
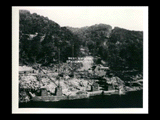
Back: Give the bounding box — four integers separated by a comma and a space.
12, 6, 148, 114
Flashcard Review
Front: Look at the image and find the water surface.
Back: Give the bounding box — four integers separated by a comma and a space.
19, 90, 143, 108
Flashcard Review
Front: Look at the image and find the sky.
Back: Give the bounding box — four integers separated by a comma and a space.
17, 6, 145, 31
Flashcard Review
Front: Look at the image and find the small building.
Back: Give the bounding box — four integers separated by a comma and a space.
55, 86, 62, 96
89, 65, 110, 77
41, 87, 48, 96
107, 84, 115, 91
19, 66, 35, 75
40, 85, 63, 96
106, 83, 115, 91
91, 82, 99, 91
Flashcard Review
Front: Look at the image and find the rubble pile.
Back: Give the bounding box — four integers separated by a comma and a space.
19, 63, 143, 103
19, 75, 39, 90
19, 91, 30, 103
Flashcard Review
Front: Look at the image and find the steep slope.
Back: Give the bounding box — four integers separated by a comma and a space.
19, 10, 143, 73
67, 25, 143, 71
67, 23, 112, 43
66, 24, 112, 57
19, 10, 60, 34
108, 27, 143, 71
19, 10, 81, 65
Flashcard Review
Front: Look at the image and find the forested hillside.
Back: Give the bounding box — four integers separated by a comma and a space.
19, 10, 143, 73
67, 24, 112, 48
107, 27, 143, 71
19, 10, 81, 65
67, 24, 112, 62
68, 25, 143, 72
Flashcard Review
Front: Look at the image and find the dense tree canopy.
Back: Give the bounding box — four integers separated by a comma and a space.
19, 10, 143, 73
107, 27, 143, 71
68, 25, 143, 72
19, 10, 81, 65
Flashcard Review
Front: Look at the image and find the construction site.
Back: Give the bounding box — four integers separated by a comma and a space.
19, 56, 143, 103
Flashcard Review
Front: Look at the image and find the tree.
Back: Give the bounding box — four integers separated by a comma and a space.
107, 28, 143, 71
29, 35, 42, 63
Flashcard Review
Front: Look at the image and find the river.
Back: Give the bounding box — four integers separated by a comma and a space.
19, 90, 142, 108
